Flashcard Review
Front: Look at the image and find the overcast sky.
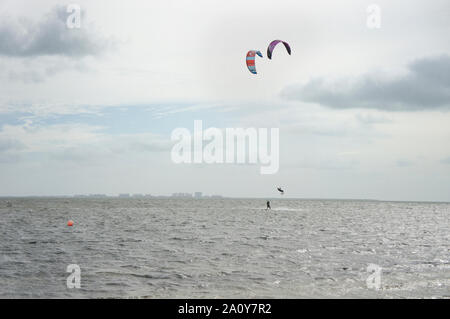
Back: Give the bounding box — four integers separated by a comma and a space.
0, 0, 449, 201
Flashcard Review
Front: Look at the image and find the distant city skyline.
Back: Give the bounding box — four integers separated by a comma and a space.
73, 192, 224, 199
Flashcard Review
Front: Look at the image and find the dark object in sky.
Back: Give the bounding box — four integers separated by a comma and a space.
277, 187, 284, 195
246, 50, 263, 74
267, 40, 291, 59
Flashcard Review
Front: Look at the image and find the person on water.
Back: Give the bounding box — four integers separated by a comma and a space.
266, 200, 271, 210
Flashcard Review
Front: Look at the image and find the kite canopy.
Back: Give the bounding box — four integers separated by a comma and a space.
246, 50, 263, 74
267, 40, 291, 59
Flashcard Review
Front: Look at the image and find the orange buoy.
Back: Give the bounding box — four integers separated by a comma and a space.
67, 220, 74, 226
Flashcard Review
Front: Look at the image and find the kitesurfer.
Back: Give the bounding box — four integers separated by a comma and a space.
266, 200, 271, 210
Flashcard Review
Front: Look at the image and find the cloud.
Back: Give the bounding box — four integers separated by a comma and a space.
355, 113, 392, 125
45, 132, 171, 166
2, 57, 91, 83
0, 5, 113, 58
0, 119, 171, 166
0, 138, 25, 153
283, 156, 359, 170
396, 159, 414, 167
281, 55, 450, 111
0, 138, 25, 163
108, 134, 172, 154
0, 100, 103, 118
441, 157, 450, 164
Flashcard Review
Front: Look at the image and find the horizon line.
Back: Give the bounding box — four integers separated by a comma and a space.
0, 195, 449, 204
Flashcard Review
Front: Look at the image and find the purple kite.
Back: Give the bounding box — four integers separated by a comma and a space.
267, 40, 291, 59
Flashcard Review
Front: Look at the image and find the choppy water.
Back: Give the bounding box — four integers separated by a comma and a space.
0, 198, 448, 298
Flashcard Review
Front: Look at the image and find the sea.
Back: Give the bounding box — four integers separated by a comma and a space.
0, 198, 448, 298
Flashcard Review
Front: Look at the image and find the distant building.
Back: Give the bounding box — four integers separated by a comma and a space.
194, 192, 202, 199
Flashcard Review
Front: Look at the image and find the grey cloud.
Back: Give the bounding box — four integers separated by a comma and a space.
441, 157, 450, 164
281, 55, 450, 111
0, 6, 113, 58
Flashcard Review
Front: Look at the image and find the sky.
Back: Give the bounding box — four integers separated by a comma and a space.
0, 0, 449, 201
